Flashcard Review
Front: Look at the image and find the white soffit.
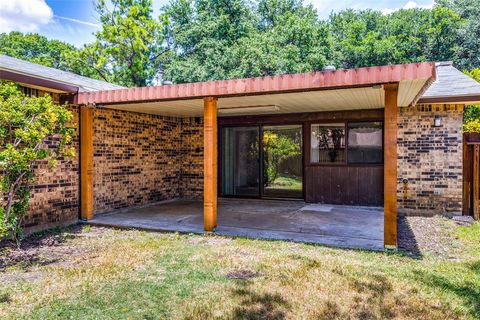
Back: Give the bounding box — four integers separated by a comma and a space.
100, 80, 424, 117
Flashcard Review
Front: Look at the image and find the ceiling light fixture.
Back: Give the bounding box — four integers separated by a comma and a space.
218, 105, 280, 115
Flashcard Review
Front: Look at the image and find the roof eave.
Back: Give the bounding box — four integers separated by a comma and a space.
1, 69, 80, 93
77, 62, 436, 106
417, 94, 480, 105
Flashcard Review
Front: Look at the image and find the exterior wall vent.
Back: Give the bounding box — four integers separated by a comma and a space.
323, 65, 336, 72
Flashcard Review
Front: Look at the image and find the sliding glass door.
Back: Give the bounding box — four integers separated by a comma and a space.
221, 126, 260, 197
221, 124, 303, 199
262, 125, 303, 198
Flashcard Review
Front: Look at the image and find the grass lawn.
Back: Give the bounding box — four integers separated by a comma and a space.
268, 176, 303, 190
0, 219, 479, 319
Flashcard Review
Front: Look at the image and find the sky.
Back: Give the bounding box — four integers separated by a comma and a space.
0, 0, 435, 47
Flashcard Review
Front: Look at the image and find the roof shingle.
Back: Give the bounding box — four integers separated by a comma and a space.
0, 54, 124, 92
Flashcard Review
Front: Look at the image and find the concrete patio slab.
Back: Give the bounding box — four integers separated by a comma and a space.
86, 198, 384, 250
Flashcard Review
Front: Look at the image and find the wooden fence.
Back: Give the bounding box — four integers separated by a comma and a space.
463, 133, 480, 219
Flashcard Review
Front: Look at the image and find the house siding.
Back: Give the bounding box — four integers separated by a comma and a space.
23, 102, 465, 233
25, 107, 204, 232
93, 108, 204, 214
25, 105, 80, 233
397, 104, 464, 216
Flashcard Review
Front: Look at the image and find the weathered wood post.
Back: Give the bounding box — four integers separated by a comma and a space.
204, 97, 218, 231
80, 105, 94, 220
384, 84, 399, 248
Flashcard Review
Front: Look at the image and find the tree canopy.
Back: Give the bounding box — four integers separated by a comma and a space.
1, 0, 480, 86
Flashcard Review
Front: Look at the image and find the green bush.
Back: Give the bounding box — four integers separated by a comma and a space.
0, 81, 74, 244
463, 119, 480, 133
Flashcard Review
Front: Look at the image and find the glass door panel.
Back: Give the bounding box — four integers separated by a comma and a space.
221, 126, 260, 196
262, 125, 303, 198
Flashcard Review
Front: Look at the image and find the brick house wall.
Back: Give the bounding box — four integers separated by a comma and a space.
25, 106, 80, 233
24, 101, 465, 233
25, 106, 204, 231
179, 117, 204, 200
93, 108, 204, 214
397, 104, 464, 216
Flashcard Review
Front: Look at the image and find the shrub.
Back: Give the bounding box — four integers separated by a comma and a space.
0, 81, 74, 245
463, 119, 480, 133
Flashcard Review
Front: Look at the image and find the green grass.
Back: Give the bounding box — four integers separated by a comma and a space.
269, 175, 303, 190
0, 221, 479, 319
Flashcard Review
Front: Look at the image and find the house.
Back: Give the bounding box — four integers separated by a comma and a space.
2, 54, 480, 249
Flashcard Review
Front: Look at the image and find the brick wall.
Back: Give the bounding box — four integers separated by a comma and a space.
397, 104, 464, 216
25, 106, 79, 233
180, 117, 204, 199
24, 106, 205, 231
93, 109, 204, 214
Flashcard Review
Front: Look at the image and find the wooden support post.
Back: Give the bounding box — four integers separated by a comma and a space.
204, 97, 218, 231
473, 145, 480, 220
384, 84, 399, 248
80, 106, 94, 220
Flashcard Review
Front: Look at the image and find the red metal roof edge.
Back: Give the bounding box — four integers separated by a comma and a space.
76, 62, 436, 105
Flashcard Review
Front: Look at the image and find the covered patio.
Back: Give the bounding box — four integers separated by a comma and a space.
86, 198, 384, 250
77, 62, 437, 250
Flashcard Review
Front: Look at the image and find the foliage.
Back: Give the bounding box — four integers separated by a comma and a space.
0, 32, 100, 79
75, 0, 168, 87
316, 127, 344, 162
437, 0, 480, 70
463, 68, 480, 124
1, 0, 479, 87
161, 0, 334, 83
463, 119, 480, 133
0, 81, 74, 244
262, 131, 301, 186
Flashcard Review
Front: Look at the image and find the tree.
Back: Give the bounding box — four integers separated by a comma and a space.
0, 82, 74, 244
78, 0, 168, 87
329, 7, 461, 68
463, 68, 480, 125
161, 0, 258, 83
437, 0, 480, 70
161, 0, 333, 83
0, 32, 99, 78
262, 131, 301, 186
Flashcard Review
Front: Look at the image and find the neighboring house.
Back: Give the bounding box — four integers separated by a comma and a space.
2, 54, 480, 249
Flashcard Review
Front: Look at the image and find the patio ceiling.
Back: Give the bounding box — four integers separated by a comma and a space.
77, 62, 436, 117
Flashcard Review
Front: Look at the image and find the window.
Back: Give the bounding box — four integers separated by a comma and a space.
347, 122, 383, 164
311, 123, 345, 163
20, 86, 38, 97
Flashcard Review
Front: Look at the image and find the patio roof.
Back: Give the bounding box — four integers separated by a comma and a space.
76, 62, 436, 116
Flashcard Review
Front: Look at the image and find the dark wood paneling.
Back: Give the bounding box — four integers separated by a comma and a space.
305, 166, 383, 206
219, 109, 384, 126
220, 108, 385, 206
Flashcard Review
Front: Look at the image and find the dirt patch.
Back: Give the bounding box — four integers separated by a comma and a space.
226, 269, 262, 280
188, 235, 233, 246
0, 271, 44, 283
398, 216, 461, 259
0, 225, 111, 271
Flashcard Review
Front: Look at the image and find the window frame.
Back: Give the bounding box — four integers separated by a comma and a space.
346, 121, 384, 165
308, 119, 384, 167
309, 122, 347, 166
